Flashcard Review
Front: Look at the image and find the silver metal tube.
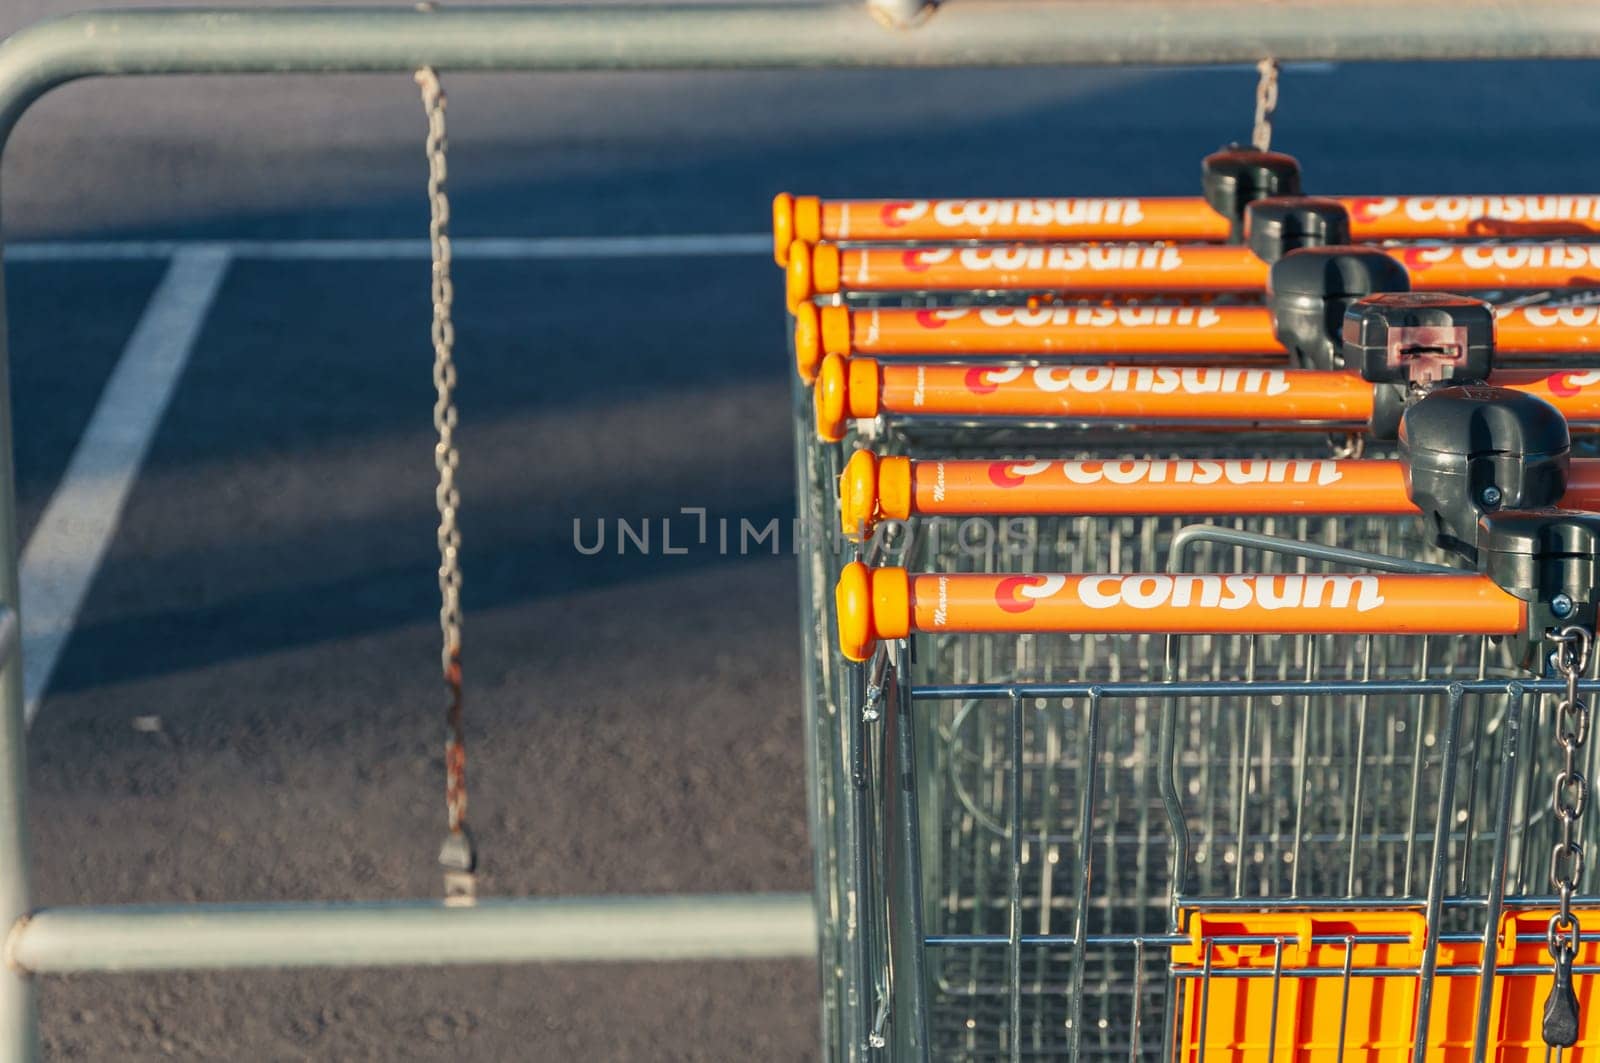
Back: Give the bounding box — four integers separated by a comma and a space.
0, 321, 33, 1054
1409, 685, 1467, 1057
1473, 684, 1525, 1055
0, 608, 15, 670
1005, 692, 1022, 1063
1166, 525, 1460, 577
1, 1, 1600, 134
6, 893, 817, 974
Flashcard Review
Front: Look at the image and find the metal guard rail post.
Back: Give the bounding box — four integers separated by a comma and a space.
2, 2, 1600, 1058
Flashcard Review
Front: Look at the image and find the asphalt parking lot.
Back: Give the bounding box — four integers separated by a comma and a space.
2, 2, 1598, 1056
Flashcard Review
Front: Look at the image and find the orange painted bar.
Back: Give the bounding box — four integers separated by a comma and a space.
834, 563, 1525, 659
822, 196, 1229, 246
1498, 305, 1600, 352
773, 194, 1600, 264
811, 359, 1367, 440
1393, 244, 1600, 290
792, 303, 1280, 384
875, 362, 1369, 420
1496, 368, 1600, 420
912, 572, 1523, 635
812, 356, 1600, 441
1340, 195, 1600, 240
912, 456, 1409, 518
793, 303, 1600, 384
800, 304, 1600, 364
838, 450, 1600, 537
786, 241, 1600, 308
844, 303, 1279, 355
794, 244, 1267, 304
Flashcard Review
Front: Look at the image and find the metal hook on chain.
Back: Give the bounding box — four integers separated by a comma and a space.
416, 63, 476, 906
1326, 432, 1365, 460
1552, 624, 1594, 678
1251, 59, 1280, 153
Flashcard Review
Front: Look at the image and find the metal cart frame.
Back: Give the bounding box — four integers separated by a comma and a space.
5, 3, 1600, 1059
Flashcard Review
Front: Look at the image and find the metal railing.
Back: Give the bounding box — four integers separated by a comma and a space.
2, 2, 1600, 1058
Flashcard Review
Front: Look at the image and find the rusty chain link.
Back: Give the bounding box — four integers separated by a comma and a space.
416, 65, 476, 905
1544, 624, 1592, 1046
1251, 58, 1279, 152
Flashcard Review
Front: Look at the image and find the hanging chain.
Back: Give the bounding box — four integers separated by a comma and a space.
417, 65, 476, 905
1251, 59, 1280, 152
1544, 624, 1592, 1046
1326, 432, 1365, 460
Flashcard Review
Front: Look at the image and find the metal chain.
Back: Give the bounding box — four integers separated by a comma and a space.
1544, 624, 1592, 1046
1326, 432, 1365, 460
1251, 59, 1279, 152
417, 65, 476, 904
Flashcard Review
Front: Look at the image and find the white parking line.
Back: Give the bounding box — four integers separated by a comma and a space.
10, 230, 773, 723
8, 233, 772, 262
19, 246, 232, 724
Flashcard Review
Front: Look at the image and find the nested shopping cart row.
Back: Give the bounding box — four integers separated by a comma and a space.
789, 241, 1600, 387
781, 147, 1600, 1061
794, 303, 1600, 382
786, 239, 1600, 305
772, 147, 1600, 251
773, 148, 1600, 255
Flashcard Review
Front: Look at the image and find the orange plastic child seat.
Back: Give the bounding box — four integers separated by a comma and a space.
1173, 908, 1600, 1062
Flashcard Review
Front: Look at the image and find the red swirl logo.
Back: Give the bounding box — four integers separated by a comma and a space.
1550, 371, 1600, 397
880, 201, 917, 228
964, 366, 1022, 394
987, 460, 1049, 487
988, 462, 1026, 488
994, 574, 1066, 614
1400, 247, 1449, 272
966, 367, 998, 393
996, 575, 1044, 613
1347, 197, 1394, 224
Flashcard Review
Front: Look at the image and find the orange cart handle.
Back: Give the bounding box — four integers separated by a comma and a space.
794, 304, 1600, 383
837, 451, 1600, 537
835, 563, 1524, 661
785, 240, 1600, 308
787, 242, 1262, 306
812, 356, 1600, 441
792, 304, 1284, 384
773, 193, 1600, 263
773, 193, 1231, 261
1500, 304, 1600, 353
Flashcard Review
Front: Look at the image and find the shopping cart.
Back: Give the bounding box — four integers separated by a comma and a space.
782, 156, 1600, 1059
828, 376, 1600, 1056
836, 522, 1600, 1058
795, 394, 1600, 1051
860, 374, 1600, 1050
